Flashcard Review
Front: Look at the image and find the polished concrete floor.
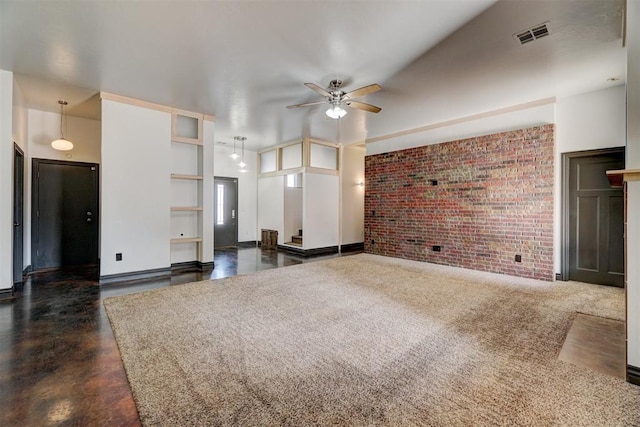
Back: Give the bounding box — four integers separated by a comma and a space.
0, 247, 344, 426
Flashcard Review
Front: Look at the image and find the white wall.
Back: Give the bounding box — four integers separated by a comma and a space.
626, 0, 640, 370
12, 78, 27, 152
304, 173, 339, 249
366, 102, 555, 156
554, 85, 626, 273
341, 145, 365, 245
257, 175, 284, 244
0, 70, 13, 290
28, 110, 101, 164
201, 120, 215, 262
213, 144, 258, 242
100, 99, 171, 277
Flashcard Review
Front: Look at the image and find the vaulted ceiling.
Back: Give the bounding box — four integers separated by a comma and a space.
0, 0, 626, 151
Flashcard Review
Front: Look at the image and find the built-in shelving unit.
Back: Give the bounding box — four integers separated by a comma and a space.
171, 173, 204, 180
170, 237, 203, 244
170, 110, 204, 264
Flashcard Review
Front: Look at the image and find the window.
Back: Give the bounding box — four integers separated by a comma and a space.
216, 184, 224, 225
260, 150, 277, 173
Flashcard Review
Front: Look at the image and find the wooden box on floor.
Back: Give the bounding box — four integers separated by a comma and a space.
261, 229, 278, 250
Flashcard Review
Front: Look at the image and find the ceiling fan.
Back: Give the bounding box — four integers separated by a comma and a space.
286, 79, 382, 119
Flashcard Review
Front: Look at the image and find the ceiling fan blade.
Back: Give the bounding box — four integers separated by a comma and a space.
345, 101, 382, 113
286, 100, 327, 109
304, 83, 331, 97
344, 83, 382, 99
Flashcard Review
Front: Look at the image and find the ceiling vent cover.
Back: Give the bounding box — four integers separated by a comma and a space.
515, 23, 550, 45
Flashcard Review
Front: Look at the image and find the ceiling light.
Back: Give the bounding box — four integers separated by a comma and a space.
237, 136, 247, 171
51, 100, 73, 151
326, 104, 347, 119
230, 137, 239, 160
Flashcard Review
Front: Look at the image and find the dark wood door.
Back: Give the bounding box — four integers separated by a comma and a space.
569, 150, 624, 287
32, 159, 99, 270
13, 145, 24, 284
214, 177, 238, 248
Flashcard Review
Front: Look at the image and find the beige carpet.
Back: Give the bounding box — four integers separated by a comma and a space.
104, 254, 640, 426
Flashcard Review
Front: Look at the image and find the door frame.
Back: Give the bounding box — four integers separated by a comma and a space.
31, 158, 100, 270
561, 147, 625, 281
213, 176, 238, 248
13, 143, 25, 289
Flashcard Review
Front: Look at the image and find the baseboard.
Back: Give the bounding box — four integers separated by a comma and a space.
628, 365, 640, 386
171, 261, 214, 272
237, 241, 258, 248
99, 267, 171, 285
341, 242, 364, 252
277, 245, 339, 257
0, 287, 14, 299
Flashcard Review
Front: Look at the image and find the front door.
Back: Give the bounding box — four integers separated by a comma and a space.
13, 145, 24, 284
32, 159, 99, 270
214, 177, 238, 248
568, 149, 624, 287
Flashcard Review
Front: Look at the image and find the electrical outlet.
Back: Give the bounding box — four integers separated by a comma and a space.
432, 245, 441, 252
116, 253, 123, 261
429, 179, 438, 186
371, 239, 375, 245
515, 254, 522, 262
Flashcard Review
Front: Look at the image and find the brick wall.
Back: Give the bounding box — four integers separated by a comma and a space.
364, 125, 554, 281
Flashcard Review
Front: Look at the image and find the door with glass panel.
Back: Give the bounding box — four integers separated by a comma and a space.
214, 177, 238, 248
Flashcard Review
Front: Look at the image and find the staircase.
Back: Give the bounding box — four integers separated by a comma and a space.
288, 229, 302, 247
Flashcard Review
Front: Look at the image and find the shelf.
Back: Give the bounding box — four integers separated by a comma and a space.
171, 206, 203, 211
170, 237, 202, 244
171, 138, 203, 146
607, 169, 640, 188
171, 174, 203, 180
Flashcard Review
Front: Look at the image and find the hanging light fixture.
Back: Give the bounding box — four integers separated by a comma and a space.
51, 100, 74, 151
326, 102, 347, 120
230, 137, 239, 160
238, 136, 247, 172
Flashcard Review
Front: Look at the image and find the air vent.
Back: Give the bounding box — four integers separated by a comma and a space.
515, 23, 550, 45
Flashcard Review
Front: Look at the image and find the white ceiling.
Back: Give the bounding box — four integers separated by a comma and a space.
0, 0, 626, 151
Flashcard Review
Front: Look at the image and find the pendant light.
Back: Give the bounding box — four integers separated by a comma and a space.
51, 100, 74, 151
230, 137, 239, 160
238, 136, 247, 173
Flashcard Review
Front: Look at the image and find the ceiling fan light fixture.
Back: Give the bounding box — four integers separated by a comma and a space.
326, 104, 347, 119
51, 100, 74, 151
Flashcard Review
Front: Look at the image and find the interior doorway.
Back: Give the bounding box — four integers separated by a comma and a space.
13, 144, 24, 286
214, 177, 238, 248
562, 148, 625, 287
31, 159, 99, 270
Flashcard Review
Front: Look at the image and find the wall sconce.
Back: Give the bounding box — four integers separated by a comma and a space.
358, 180, 364, 188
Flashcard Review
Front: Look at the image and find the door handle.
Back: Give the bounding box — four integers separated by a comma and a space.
232, 209, 235, 219
14, 222, 20, 226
